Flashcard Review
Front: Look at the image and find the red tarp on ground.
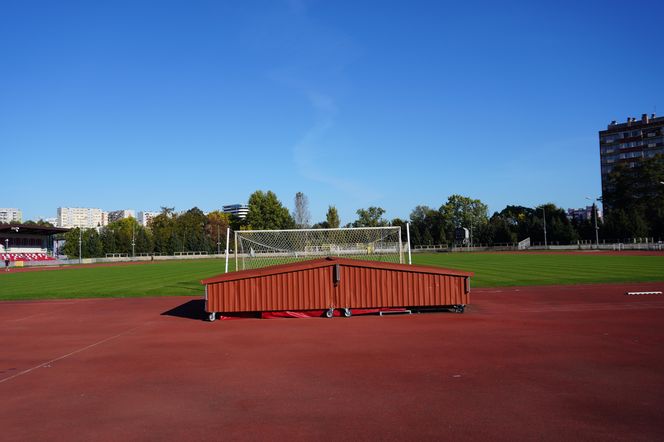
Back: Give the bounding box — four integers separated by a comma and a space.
218, 308, 408, 320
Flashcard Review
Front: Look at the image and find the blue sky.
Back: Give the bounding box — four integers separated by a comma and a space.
2, 0, 663, 224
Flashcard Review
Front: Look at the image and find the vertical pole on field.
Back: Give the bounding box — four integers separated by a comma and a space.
224, 227, 230, 273
406, 222, 412, 265
78, 228, 82, 264
217, 224, 220, 255
398, 226, 403, 264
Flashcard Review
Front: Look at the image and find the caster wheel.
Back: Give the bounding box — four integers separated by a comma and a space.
324, 309, 334, 318
208, 312, 216, 322
342, 308, 352, 317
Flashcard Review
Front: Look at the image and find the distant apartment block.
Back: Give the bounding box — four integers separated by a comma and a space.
567, 206, 603, 222
57, 207, 104, 228
107, 209, 135, 223
0, 208, 22, 224
599, 113, 664, 199
138, 211, 160, 227
222, 204, 249, 219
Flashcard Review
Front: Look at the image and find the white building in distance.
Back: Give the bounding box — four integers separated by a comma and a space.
107, 209, 136, 224
222, 204, 249, 220
57, 207, 105, 228
137, 211, 160, 227
0, 208, 22, 224
567, 206, 603, 222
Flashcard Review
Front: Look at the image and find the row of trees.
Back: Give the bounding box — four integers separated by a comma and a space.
62, 208, 232, 258
58, 153, 664, 258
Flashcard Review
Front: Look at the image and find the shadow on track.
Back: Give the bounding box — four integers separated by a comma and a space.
161, 299, 207, 321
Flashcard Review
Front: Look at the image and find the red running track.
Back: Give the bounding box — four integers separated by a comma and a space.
1, 282, 664, 441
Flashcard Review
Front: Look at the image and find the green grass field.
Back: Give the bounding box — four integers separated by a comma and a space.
0, 253, 662, 301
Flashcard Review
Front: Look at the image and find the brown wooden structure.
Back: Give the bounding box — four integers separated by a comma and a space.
201, 257, 473, 321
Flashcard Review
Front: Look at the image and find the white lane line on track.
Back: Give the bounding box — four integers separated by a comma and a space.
0, 325, 144, 385
8, 305, 75, 322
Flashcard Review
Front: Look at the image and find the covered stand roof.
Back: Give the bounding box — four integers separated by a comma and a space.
0, 224, 70, 236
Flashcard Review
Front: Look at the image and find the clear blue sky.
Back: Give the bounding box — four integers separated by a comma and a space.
2, 0, 663, 224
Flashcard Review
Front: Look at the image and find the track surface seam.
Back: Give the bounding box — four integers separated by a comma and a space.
0, 324, 146, 385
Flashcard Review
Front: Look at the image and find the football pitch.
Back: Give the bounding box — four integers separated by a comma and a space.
1, 252, 662, 301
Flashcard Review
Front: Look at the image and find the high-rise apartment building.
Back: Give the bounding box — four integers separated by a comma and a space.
107, 209, 135, 223
599, 113, 664, 199
57, 207, 104, 228
222, 204, 249, 220
137, 211, 160, 227
0, 208, 22, 224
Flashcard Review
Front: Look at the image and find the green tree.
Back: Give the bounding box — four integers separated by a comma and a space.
62, 228, 101, 258
87, 229, 104, 257
23, 219, 55, 227
134, 226, 154, 254
487, 213, 517, 245
409, 205, 442, 246
439, 195, 489, 243
149, 207, 177, 254
353, 207, 387, 227
325, 205, 340, 228
103, 217, 145, 255
176, 207, 208, 252
62, 228, 81, 258
246, 190, 295, 230
206, 211, 231, 253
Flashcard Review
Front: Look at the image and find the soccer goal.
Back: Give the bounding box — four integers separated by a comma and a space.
234, 226, 407, 271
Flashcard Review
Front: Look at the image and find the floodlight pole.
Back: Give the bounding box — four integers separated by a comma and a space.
216, 224, 220, 255
78, 227, 82, 264
132, 223, 136, 259
406, 222, 412, 265
224, 227, 230, 273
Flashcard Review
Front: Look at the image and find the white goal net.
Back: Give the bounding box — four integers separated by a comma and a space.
234, 227, 405, 271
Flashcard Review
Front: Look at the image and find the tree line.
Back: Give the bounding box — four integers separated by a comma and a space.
61, 208, 232, 258
56, 155, 664, 257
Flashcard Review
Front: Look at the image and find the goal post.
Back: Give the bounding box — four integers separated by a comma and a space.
234, 226, 406, 271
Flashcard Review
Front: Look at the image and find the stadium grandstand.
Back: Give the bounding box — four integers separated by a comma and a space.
0, 224, 69, 262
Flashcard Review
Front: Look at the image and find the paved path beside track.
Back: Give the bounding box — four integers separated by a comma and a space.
1, 282, 663, 441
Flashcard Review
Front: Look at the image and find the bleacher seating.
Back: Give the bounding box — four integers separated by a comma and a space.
1, 253, 55, 262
